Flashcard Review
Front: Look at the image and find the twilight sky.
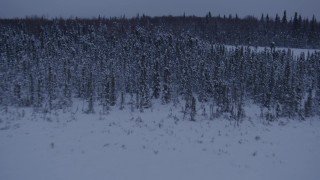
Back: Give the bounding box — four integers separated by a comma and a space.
1, 0, 319, 19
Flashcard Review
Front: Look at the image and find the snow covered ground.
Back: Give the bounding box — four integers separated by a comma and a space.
1, 102, 320, 180
225, 45, 319, 57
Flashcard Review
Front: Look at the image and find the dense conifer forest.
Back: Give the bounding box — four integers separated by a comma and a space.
0, 12, 319, 121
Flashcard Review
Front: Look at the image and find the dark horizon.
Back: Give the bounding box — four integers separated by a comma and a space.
0, 11, 317, 22
1, 0, 319, 20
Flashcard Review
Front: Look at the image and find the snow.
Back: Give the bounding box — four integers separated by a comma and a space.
225, 45, 320, 57
1, 102, 320, 180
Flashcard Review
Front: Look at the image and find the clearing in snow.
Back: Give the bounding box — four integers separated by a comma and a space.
1, 102, 319, 180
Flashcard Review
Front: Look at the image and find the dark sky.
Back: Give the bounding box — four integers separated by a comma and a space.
1, 0, 319, 19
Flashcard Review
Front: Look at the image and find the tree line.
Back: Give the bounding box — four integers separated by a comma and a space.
0, 13, 319, 121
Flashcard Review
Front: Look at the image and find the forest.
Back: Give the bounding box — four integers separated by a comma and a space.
0, 11, 319, 121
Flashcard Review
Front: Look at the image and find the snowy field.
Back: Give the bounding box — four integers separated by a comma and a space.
225, 45, 320, 57
1, 102, 320, 180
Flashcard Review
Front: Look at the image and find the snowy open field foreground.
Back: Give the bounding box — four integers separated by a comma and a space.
1, 103, 320, 180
